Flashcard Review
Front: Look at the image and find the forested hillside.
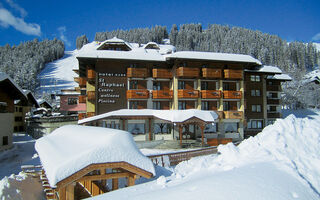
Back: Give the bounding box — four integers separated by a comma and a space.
0, 38, 64, 92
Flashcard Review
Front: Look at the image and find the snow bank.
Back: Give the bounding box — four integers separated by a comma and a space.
35, 125, 155, 187
0, 172, 44, 200
88, 114, 320, 200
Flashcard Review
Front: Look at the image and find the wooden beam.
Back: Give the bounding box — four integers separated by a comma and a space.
78, 172, 130, 182
148, 118, 152, 141
58, 187, 66, 200
66, 183, 75, 200
122, 119, 126, 131
127, 174, 136, 186
57, 162, 153, 189
112, 178, 119, 191
200, 124, 205, 146
179, 124, 183, 147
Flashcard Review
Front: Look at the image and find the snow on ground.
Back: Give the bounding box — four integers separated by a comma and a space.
89, 110, 320, 200
1, 110, 320, 200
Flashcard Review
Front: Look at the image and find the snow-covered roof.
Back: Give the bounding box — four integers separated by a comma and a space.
78, 109, 218, 125
165, 51, 262, 65
35, 125, 155, 187
303, 69, 320, 84
0, 72, 27, 100
267, 74, 292, 81
245, 65, 282, 74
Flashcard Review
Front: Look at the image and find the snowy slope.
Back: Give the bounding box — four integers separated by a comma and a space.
89, 111, 320, 200
314, 43, 320, 52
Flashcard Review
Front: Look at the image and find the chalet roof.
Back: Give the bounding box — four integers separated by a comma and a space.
165, 51, 262, 65
35, 125, 155, 187
245, 65, 282, 74
0, 72, 27, 100
78, 109, 218, 125
267, 74, 292, 81
23, 90, 40, 107
37, 99, 53, 109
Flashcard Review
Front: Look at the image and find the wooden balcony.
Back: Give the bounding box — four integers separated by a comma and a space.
78, 95, 86, 103
267, 112, 281, 118
78, 113, 86, 120
224, 111, 243, 119
152, 90, 173, 99
201, 90, 222, 99
79, 77, 86, 88
152, 69, 172, 79
202, 68, 222, 79
267, 85, 281, 91
126, 90, 149, 99
87, 91, 95, 101
223, 91, 242, 99
127, 68, 148, 78
267, 99, 280, 105
178, 89, 199, 98
176, 67, 199, 78
224, 69, 243, 79
87, 69, 96, 80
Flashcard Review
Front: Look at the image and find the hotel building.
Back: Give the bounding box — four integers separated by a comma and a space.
75, 38, 291, 142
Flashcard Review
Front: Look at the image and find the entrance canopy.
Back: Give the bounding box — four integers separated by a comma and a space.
78, 109, 218, 125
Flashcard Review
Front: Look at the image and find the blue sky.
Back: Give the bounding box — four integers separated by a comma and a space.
0, 0, 319, 50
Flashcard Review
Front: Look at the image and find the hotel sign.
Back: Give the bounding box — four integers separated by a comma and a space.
97, 71, 127, 114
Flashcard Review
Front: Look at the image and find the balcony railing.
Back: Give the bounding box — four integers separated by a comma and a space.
78, 95, 86, 103
224, 69, 243, 79
267, 99, 280, 105
267, 112, 281, 118
152, 69, 172, 79
202, 68, 222, 79
127, 90, 149, 99
223, 91, 242, 99
224, 111, 243, 119
201, 90, 222, 99
87, 69, 96, 80
178, 89, 199, 98
176, 67, 199, 78
267, 85, 281, 91
79, 77, 86, 88
127, 68, 148, 78
87, 91, 95, 101
152, 90, 173, 99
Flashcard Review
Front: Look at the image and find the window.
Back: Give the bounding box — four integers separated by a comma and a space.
178, 101, 186, 110
15, 117, 22, 122
201, 81, 208, 90
250, 75, 260, 82
129, 101, 138, 109
19, 107, 22, 112
129, 80, 138, 89
248, 120, 263, 129
201, 101, 209, 110
153, 101, 161, 110
252, 105, 262, 112
0, 102, 7, 113
224, 123, 238, 133
223, 101, 238, 111
178, 81, 185, 89
251, 90, 261, 96
68, 98, 78, 105
153, 82, 161, 90
2, 136, 8, 146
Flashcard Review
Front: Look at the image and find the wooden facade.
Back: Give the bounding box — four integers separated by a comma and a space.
176, 67, 200, 78
202, 68, 222, 79
127, 68, 148, 78
127, 90, 149, 99
152, 90, 173, 99
152, 68, 172, 79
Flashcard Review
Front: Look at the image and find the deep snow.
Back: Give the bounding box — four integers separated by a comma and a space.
1, 110, 320, 200
88, 110, 320, 200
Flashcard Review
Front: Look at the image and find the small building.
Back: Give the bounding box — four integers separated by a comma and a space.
0, 72, 28, 151
35, 125, 155, 200
78, 109, 218, 146
37, 99, 53, 110
57, 88, 86, 115
14, 90, 39, 132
